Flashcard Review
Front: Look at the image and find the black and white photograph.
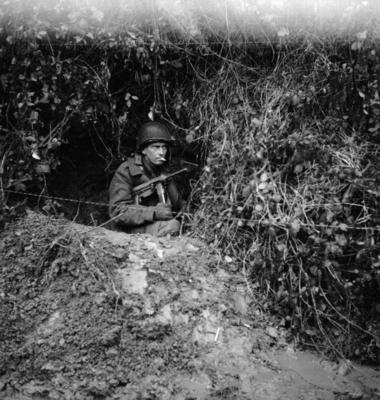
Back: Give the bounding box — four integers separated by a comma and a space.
0, 0, 379, 398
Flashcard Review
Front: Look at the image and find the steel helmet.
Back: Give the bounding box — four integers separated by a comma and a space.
136, 121, 173, 150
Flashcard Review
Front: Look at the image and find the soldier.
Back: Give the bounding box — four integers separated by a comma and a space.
108, 121, 183, 236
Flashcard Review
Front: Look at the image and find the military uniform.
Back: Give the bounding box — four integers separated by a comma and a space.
109, 153, 183, 236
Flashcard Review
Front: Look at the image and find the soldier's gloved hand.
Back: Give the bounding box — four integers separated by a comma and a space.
154, 203, 173, 221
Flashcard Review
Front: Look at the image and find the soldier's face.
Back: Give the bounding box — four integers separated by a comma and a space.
142, 142, 168, 166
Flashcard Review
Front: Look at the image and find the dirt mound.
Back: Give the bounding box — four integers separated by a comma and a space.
1, 212, 379, 400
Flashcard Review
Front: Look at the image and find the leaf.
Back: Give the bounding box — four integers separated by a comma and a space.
91, 7, 104, 22
258, 182, 267, 190
224, 255, 233, 263
185, 133, 194, 144
32, 151, 40, 160
30, 111, 39, 120
351, 41, 362, 51
277, 28, 289, 38
68, 12, 78, 22
48, 139, 61, 150
14, 182, 26, 192
78, 18, 87, 28
356, 30, 367, 40
276, 243, 287, 252
118, 112, 128, 124
171, 60, 183, 68
242, 185, 251, 198
266, 326, 278, 339
260, 172, 268, 182
335, 234, 347, 247
338, 223, 348, 231
310, 266, 318, 276
326, 210, 335, 223
290, 219, 301, 235
251, 117, 261, 126
368, 123, 380, 133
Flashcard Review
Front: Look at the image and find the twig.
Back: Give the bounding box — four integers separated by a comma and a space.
0, 149, 8, 210
214, 327, 221, 342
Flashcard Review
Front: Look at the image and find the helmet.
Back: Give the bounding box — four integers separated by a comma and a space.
136, 121, 173, 150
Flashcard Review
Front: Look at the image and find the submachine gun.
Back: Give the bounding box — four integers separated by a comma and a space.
132, 161, 197, 205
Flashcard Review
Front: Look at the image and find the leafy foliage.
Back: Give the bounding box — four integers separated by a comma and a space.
0, 0, 379, 362
184, 42, 380, 361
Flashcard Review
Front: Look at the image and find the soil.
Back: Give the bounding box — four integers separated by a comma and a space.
1, 211, 379, 400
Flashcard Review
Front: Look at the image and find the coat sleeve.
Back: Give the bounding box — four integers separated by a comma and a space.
166, 179, 184, 212
109, 164, 156, 227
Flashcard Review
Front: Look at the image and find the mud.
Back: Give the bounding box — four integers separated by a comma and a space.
0, 211, 379, 399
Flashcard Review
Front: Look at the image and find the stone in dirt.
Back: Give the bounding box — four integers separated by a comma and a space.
0, 211, 379, 400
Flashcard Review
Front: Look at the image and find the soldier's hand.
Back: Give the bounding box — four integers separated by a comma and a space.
154, 203, 173, 221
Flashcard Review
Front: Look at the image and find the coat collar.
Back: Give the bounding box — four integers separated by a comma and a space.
127, 153, 167, 178
126, 153, 144, 177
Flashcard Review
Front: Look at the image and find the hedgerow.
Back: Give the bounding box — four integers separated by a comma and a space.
0, 0, 379, 362
186, 43, 380, 362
